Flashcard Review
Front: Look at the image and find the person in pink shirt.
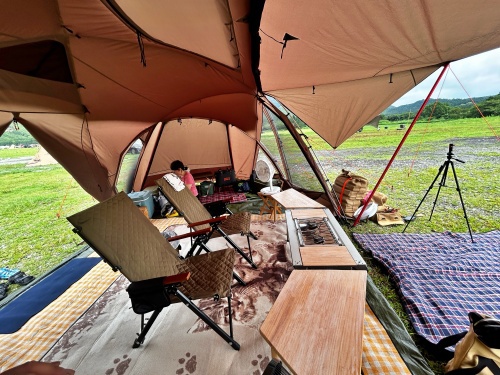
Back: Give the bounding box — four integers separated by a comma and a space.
171, 160, 198, 197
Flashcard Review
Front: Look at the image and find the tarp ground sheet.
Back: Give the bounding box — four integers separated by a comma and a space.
353, 231, 500, 347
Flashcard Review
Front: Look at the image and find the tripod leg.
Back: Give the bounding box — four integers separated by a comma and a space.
403, 163, 444, 233
429, 161, 449, 221
450, 162, 474, 242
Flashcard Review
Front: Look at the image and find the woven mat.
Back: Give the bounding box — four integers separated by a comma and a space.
0, 260, 119, 372
353, 230, 500, 346
150, 216, 187, 231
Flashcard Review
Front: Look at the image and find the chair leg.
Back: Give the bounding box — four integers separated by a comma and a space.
246, 231, 258, 262
232, 270, 246, 286
216, 227, 257, 269
227, 294, 234, 338
170, 288, 240, 351
133, 309, 163, 348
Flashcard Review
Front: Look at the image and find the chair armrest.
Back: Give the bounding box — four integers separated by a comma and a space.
167, 228, 211, 241
187, 216, 227, 228
162, 272, 191, 285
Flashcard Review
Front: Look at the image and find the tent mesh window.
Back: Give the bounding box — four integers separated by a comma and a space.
261, 110, 323, 192
116, 138, 144, 193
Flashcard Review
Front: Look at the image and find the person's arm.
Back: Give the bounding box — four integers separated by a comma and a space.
1, 361, 75, 375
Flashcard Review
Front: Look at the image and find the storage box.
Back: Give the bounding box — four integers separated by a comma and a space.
199, 181, 215, 196
128, 190, 154, 218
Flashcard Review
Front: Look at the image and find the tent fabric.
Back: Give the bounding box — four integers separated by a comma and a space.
149, 118, 232, 174
270, 66, 439, 147
0, 0, 499, 200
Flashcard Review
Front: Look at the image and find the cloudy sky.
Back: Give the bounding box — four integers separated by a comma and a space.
392, 48, 500, 106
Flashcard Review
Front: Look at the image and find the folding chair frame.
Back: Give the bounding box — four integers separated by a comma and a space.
71, 225, 240, 350
157, 185, 258, 269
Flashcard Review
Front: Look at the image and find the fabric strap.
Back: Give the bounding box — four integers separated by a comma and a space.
446, 356, 500, 375
337, 176, 352, 210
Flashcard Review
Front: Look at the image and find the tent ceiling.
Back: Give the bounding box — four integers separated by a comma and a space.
110, 0, 240, 68
0, 0, 499, 200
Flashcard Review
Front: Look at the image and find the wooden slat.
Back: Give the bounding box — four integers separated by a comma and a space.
290, 209, 327, 219
272, 188, 325, 209
300, 246, 358, 267
260, 270, 367, 375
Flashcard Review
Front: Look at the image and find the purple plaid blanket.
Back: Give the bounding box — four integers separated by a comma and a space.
198, 191, 247, 204
353, 231, 500, 345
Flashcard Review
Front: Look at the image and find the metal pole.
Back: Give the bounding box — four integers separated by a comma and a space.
352, 63, 450, 226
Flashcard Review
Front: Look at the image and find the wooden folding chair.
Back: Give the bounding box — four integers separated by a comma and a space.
68, 192, 240, 350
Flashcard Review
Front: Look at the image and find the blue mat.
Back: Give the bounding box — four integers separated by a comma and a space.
0, 257, 101, 334
353, 230, 500, 346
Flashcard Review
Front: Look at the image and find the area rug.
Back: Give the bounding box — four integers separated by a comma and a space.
42, 220, 412, 375
353, 230, 500, 347
0, 257, 102, 334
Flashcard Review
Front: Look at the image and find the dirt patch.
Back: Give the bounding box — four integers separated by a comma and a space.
320, 137, 498, 172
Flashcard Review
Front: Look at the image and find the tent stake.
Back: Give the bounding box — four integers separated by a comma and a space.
352, 63, 450, 227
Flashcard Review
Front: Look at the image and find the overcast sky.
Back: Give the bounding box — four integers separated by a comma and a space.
392, 48, 500, 106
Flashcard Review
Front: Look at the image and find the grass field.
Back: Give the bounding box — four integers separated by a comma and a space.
1, 117, 499, 373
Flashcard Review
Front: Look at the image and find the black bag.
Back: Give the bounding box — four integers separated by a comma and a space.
204, 201, 228, 217
215, 169, 236, 187
438, 312, 500, 374
126, 277, 171, 314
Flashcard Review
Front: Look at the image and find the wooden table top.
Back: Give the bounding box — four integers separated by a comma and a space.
260, 270, 367, 375
271, 188, 325, 209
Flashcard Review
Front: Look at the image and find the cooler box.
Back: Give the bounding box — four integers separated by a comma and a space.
128, 191, 154, 218
199, 181, 215, 196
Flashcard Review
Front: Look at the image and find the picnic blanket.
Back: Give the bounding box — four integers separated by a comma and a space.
353, 230, 500, 347
198, 190, 247, 204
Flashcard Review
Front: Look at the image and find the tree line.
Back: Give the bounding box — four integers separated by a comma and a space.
383, 93, 500, 122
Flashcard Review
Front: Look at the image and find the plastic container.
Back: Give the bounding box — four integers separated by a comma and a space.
128, 190, 155, 218
199, 181, 215, 196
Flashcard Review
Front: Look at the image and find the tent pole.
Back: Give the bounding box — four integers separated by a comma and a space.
352, 63, 450, 227
262, 98, 339, 212
262, 107, 292, 181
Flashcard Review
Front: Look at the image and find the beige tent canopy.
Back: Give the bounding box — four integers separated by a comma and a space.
0, 0, 499, 202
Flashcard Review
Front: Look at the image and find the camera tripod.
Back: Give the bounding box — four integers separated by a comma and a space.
403, 144, 474, 242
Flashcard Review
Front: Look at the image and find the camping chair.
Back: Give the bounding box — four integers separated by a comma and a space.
156, 177, 258, 269
67, 192, 239, 350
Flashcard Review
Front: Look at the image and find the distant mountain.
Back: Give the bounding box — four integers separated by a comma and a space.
383, 96, 491, 115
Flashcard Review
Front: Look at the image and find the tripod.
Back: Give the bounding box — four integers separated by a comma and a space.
403, 144, 474, 242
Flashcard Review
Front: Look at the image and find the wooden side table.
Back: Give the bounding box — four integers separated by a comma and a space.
260, 270, 367, 374
271, 188, 325, 209
258, 190, 282, 221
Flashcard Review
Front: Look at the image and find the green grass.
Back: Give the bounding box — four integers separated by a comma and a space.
0, 147, 38, 158
0, 162, 96, 291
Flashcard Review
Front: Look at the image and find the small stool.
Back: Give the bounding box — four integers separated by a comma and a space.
258, 187, 282, 221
